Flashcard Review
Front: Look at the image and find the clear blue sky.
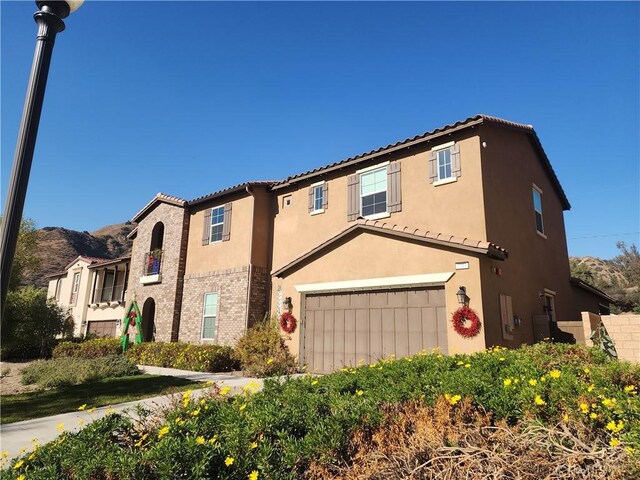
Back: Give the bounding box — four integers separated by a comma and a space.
2, 1, 638, 259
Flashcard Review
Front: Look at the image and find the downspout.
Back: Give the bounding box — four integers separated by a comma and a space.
245, 185, 255, 331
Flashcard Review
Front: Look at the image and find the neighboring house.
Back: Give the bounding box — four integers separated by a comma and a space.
46, 255, 130, 337
125, 114, 609, 372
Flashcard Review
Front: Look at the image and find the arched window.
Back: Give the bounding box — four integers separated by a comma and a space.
145, 222, 165, 276
150, 222, 164, 251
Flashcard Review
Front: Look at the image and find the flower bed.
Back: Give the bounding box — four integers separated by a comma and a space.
4, 343, 639, 479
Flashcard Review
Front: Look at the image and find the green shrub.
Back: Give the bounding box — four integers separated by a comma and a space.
21, 355, 139, 388
235, 318, 297, 377
52, 338, 122, 359
125, 342, 239, 373
7, 344, 639, 479
1, 286, 72, 360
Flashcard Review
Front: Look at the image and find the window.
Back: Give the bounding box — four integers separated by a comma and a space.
202, 292, 218, 340
429, 142, 460, 184
532, 185, 544, 235
313, 185, 323, 211
360, 167, 387, 217
437, 148, 452, 180
100, 271, 115, 303
54, 279, 62, 301
210, 206, 225, 243
309, 182, 327, 214
70, 272, 81, 305
283, 195, 292, 208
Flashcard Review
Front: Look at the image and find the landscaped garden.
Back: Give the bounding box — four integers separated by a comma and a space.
2, 342, 638, 479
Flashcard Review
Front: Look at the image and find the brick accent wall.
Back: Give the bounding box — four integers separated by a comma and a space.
127, 203, 189, 342
181, 267, 251, 345
248, 266, 270, 327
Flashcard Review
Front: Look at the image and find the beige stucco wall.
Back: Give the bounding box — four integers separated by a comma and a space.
271, 133, 487, 272
565, 313, 640, 363
186, 194, 254, 274
478, 124, 577, 348
272, 230, 487, 359
47, 259, 92, 336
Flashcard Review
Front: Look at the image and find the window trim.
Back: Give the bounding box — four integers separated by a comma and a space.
209, 204, 225, 243
359, 165, 388, 218
201, 292, 219, 340
532, 183, 545, 236
436, 147, 454, 182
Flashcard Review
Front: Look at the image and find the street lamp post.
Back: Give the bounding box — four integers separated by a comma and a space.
0, 0, 83, 317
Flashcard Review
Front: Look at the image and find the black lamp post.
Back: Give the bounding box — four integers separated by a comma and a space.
0, 0, 83, 318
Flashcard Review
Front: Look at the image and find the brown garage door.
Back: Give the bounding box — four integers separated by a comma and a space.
87, 320, 118, 338
303, 287, 447, 373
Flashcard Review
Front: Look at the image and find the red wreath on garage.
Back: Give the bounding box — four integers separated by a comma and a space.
452, 306, 482, 338
279, 312, 297, 334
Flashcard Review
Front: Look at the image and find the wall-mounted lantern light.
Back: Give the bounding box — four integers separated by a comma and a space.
283, 296, 293, 311
456, 286, 468, 305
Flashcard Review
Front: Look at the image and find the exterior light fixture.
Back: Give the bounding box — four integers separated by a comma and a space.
0, 1, 84, 317
456, 286, 467, 305
284, 296, 293, 311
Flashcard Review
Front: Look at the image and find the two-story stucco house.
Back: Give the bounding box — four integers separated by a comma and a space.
46, 255, 130, 337
125, 114, 610, 372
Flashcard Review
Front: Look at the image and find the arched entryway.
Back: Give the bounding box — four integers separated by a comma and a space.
142, 297, 156, 342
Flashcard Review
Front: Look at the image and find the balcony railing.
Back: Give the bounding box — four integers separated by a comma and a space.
144, 250, 163, 276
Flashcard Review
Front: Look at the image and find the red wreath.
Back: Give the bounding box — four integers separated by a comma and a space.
452, 306, 481, 338
279, 312, 297, 334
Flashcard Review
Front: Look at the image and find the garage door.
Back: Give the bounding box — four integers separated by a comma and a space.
87, 320, 118, 338
303, 287, 447, 373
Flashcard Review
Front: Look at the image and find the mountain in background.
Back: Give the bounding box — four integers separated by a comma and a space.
24, 222, 135, 287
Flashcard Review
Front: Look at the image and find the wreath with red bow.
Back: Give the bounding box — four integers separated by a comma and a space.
452, 306, 481, 338
279, 312, 297, 334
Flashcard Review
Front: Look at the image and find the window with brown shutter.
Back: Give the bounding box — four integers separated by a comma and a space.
347, 174, 360, 222
221, 203, 232, 242
429, 142, 461, 184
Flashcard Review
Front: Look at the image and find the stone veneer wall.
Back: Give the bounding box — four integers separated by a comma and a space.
180, 267, 252, 345
127, 203, 189, 342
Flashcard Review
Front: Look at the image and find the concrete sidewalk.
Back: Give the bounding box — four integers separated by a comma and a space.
0, 366, 264, 463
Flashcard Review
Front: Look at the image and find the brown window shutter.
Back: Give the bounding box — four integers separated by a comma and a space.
322, 182, 328, 209
347, 174, 360, 222
387, 161, 402, 213
451, 144, 461, 178
202, 209, 212, 245
428, 150, 438, 183
222, 203, 232, 242
308, 187, 314, 212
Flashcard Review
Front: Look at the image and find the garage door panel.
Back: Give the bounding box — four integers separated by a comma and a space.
344, 310, 356, 367
304, 287, 446, 372
429, 288, 445, 305
323, 310, 335, 373
394, 308, 409, 358
408, 307, 423, 353
388, 291, 407, 307
355, 308, 368, 365
87, 320, 117, 338
369, 291, 388, 308
370, 309, 382, 361
437, 306, 448, 354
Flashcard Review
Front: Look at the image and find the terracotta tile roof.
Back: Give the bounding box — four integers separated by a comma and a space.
189, 181, 276, 206
63, 255, 112, 271
271, 114, 570, 210
272, 218, 508, 277
87, 255, 131, 269
131, 192, 188, 223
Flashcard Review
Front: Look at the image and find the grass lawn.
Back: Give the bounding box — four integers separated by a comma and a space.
0, 374, 204, 424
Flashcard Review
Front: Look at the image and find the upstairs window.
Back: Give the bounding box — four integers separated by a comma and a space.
360, 167, 387, 217
308, 182, 328, 214
202, 203, 232, 245
70, 272, 81, 305
437, 148, 452, 180
210, 206, 225, 242
202, 292, 218, 340
428, 142, 461, 185
532, 185, 544, 235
